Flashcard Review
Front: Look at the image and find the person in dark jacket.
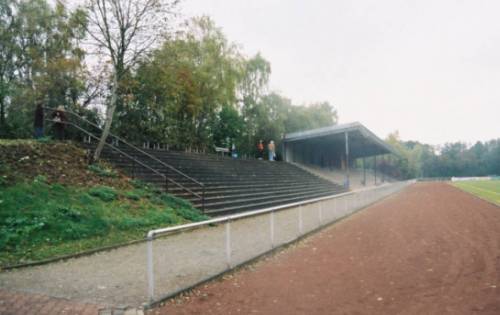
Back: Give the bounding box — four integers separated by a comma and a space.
33, 102, 44, 139
52, 105, 67, 140
257, 140, 264, 160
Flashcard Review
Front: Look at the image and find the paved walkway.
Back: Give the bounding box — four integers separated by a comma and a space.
149, 183, 500, 315
0, 289, 102, 315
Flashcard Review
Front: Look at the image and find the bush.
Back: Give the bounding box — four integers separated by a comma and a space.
36, 136, 53, 143
124, 191, 140, 201
88, 164, 117, 178
160, 193, 193, 209
0, 175, 7, 187
33, 175, 48, 184
175, 206, 209, 222
131, 179, 148, 189
88, 186, 117, 202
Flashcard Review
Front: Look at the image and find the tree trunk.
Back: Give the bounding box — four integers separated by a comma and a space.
93, 73, 118, 162
0, 97, 5, 131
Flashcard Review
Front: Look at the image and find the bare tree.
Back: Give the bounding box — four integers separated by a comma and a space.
86, 0, 179, 161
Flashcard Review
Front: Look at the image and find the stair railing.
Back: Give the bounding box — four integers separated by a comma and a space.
43, 107, 205, 212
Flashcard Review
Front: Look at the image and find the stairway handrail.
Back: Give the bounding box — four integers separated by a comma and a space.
49, 120, 203, 199
43, 107, 203, 187
43, 108, 205, 209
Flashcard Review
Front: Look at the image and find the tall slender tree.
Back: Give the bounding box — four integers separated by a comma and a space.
86, 0, 179, 161
0, 0, 17, 136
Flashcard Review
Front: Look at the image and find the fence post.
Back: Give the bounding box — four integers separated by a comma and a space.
298, 205, 303, 236
132, 159, 136, 178
225, 220, 231, 269
344, 196, 348, 214
332, 198, 337, 222
318, 202, 323, 226
270, 211, 275, 249
202, 185, 205, 213
147, 234, 154, 303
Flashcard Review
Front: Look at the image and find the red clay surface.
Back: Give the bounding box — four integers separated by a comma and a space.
150, 183, 500, 315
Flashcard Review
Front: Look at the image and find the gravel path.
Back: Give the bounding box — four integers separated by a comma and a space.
150, 183, 500, 315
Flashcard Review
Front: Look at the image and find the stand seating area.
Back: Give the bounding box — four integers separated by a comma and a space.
99, 146, 348, 215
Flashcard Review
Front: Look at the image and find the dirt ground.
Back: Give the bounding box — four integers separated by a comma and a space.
150, 182, 500, 315
0, 140, 131, 188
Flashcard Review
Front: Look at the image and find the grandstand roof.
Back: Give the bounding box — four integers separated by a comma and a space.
283, 122, 398, 158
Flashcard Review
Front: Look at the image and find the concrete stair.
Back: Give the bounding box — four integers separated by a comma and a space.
96, 146, 348, 215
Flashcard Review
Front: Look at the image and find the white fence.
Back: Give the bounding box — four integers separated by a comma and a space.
451, 176, 492, 181
146, 181, 413, 306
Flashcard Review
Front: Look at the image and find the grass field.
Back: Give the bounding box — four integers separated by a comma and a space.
452, 180, 500, 205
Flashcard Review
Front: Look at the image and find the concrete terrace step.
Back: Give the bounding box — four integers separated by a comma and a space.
194, 187, 344, 209
174, 183, 338, 198
162, 181, 334, 194
180, 185, 341, 203
202, 190, 342, 215
90, 144, 347, 215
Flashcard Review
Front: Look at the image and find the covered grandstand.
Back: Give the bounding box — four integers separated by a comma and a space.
283, 122, 398, 188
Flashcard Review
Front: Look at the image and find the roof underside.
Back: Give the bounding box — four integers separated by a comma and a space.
283, 122, 398, 159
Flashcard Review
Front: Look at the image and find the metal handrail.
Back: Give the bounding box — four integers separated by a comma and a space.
43, 107, 203, 186
145, 180, 414, 303
43, 107, 205, 210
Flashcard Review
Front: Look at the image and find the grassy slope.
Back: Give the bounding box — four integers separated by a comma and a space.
0, 140, 208, 266
452, 180, 500, 205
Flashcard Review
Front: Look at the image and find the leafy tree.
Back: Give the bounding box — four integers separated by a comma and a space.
0, 0, 17, 136
86, 0, 179, 161
212, 105, 244, 148
383, 131, 500, 178
238, 54, 271, 154
119, 16, 242, 150
1, 0, 87, 138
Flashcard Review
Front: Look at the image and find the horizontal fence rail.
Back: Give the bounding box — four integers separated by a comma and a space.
145, 180, 414, 306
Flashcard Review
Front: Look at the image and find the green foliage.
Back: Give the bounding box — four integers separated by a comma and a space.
174, 205, 209, 222
88, 186, 117, 202
383, 132, 500, 179
36, 136, 53, 144
0, 175, 6, 186
116, 16, 242, 150
0, 182, 208, 265
130, 179, 148, 189
88, 164, 117, 178
114, 17, 338, 157
0, 0, 88, 139
124, 191, 140, 201
212, 105, 244, 148
33, 175, 47, 184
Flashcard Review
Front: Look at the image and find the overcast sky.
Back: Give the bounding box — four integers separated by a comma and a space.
181, 0, 500, 145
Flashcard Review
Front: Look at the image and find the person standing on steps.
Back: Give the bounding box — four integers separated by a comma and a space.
268, 140, 276, 161
52, 105, 67, 140
33, 101, 44, 139
231, 143, 238, 159
257, 140, 264, 160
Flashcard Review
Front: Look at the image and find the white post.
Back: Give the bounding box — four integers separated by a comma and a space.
333, 198, 338, 221
318, 202, 323, 226
147, 236, 154, 302
270, 211, 275, 249
225, 220, 232, 269
298, 205, 303, 235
